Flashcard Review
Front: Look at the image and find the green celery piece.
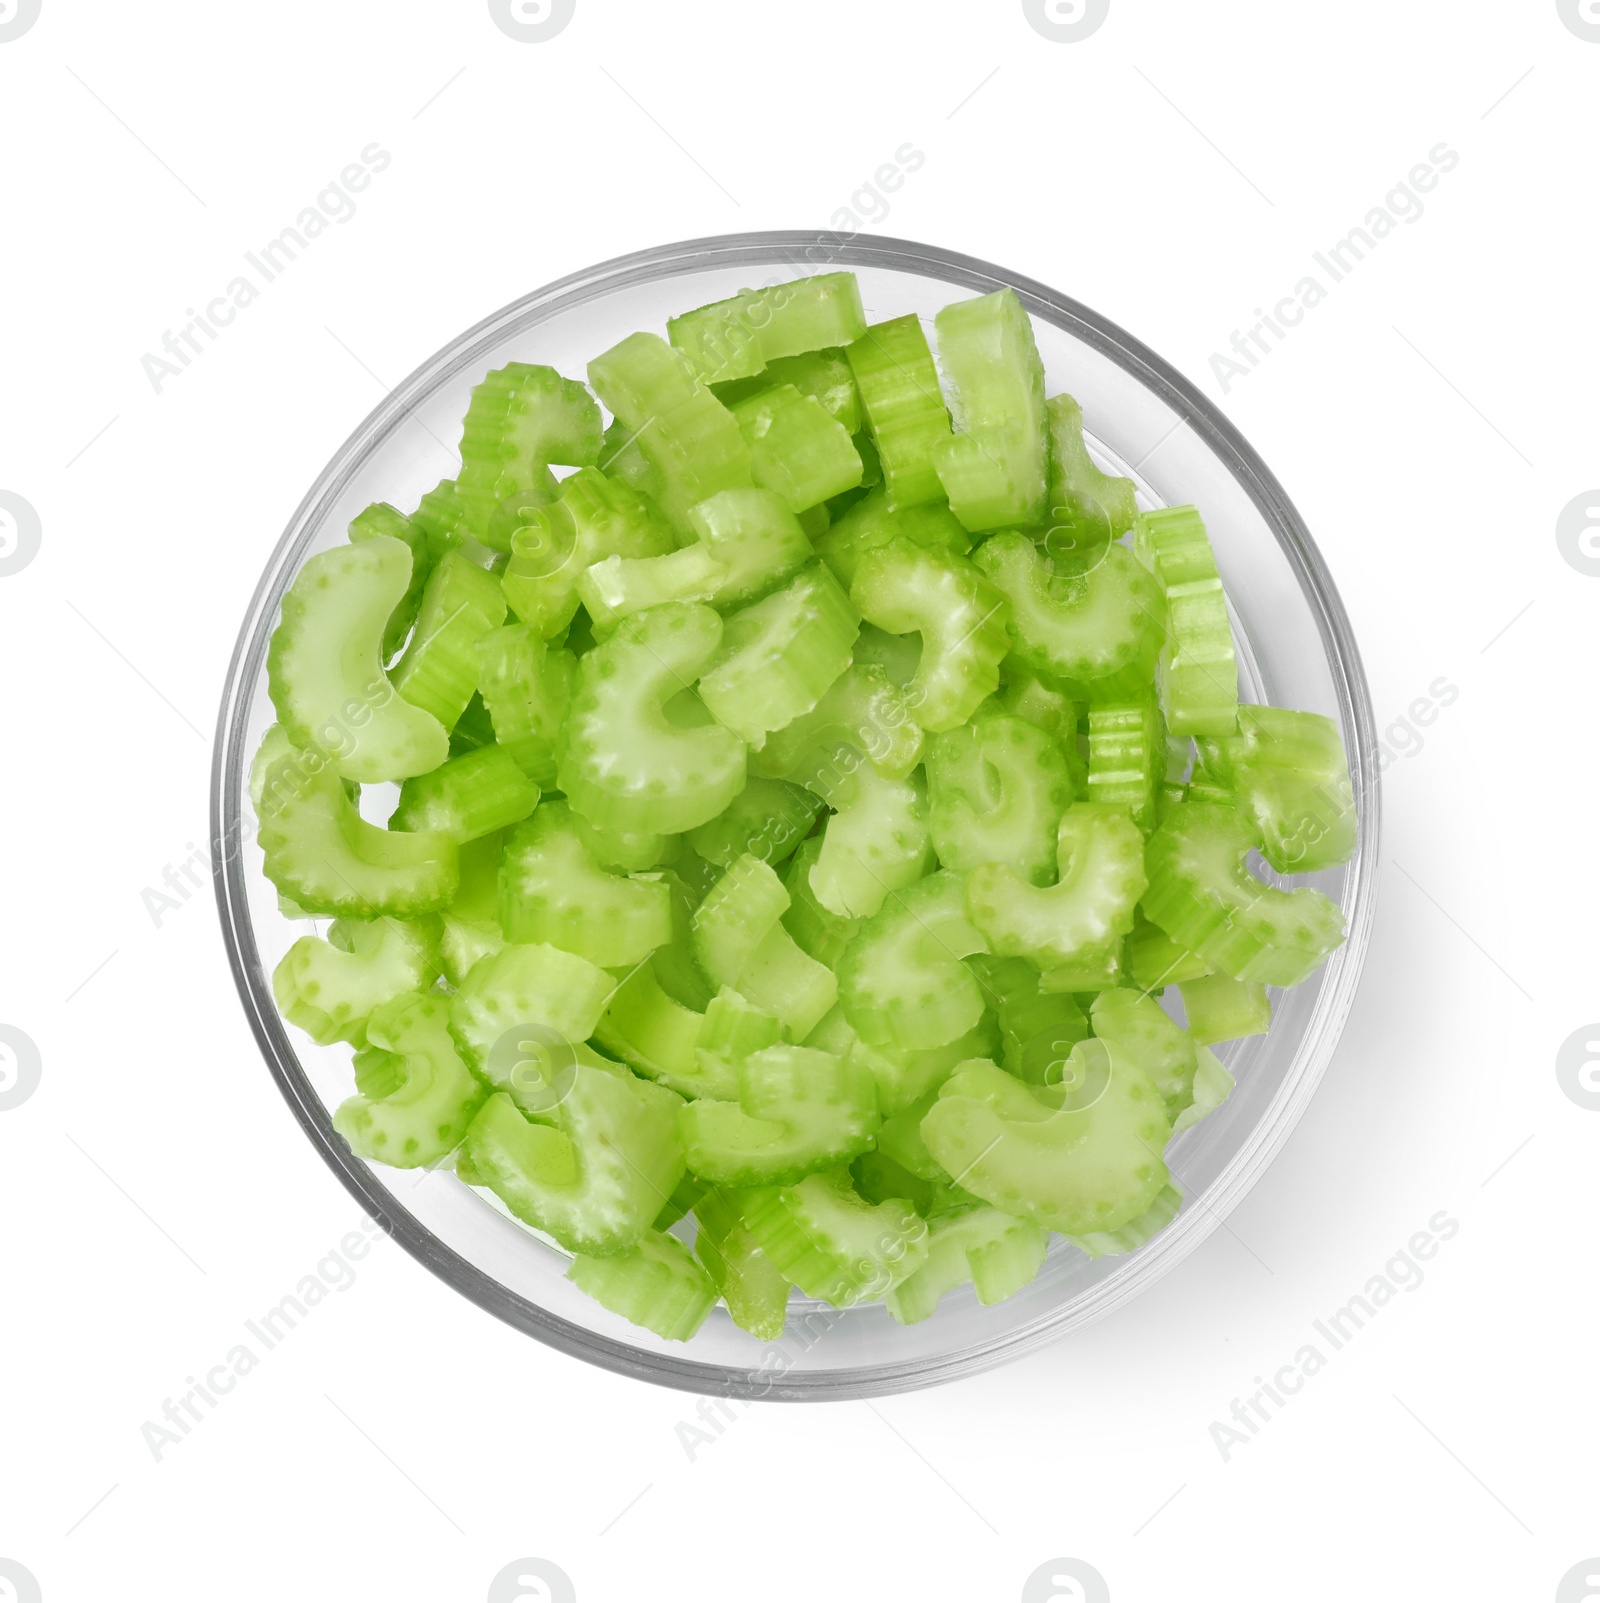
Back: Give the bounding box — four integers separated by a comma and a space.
570, 813, 675, 873
885, 1205, 1049, 1325
995, 664, 1082, 746
974, 533, 1164, 690
577, 543, 728, 636
476, 624, 575, 788
1196, 705, 1356, 873
254, 728, 458, 917
1038, 943, 1130, 995
964, 802, 1146, 970
694, 1188, 791, 1340
438, 830, 507, 987
850, 539, 1009, 733
1180, 971, 1272, 1044
598, 415, 659, 499
741, 1170, 929, 1307
592, 965, 718, 1097
272, 916, 441, 1047
1134, 505, 1239, 737
652, 1171, 710, 1231
684, 488, 816, 607
781, 838, 863, 968
851, 1149, 938, 1214
501, 467, 676, 638
1126, 914, 1211, 993
649, 868, 716, 1010
391, 550, 508, 731
1068, 1181, 1184, 1258
1085, 687, 1163, 831
267, 538, 450, 782
499, 800, 672, 967
698, 563, 860, 748
558, 602, 747, 837
814, 485, 972, 589
348, 501, 434, 661
1171, 1049, 1233, 1135
876, 1090, 952, 1182
845, 315, 951, 509
1091, 987, 1199, 1119
332, 991, 487, 1168
921, 1050, 1171, 1235
680, 1044, 880, 1187
730, 383, 864, 512
409, 478, 472, 565
692, 988, 783, 1100
687, 777, 822, 869
1143, 801, 1345, 986
390, 744, 540, 842
569, 1230, 718, 1341
448, 941, 617, 1078
457, 362, 603, 549
933, 289, 1049, 533
668, 272, 867, 383
715, 347, 863, 434
966, 953, 1088, 1083
927, 712, 1074, 884
837, 870, 989, 1052
808, 762, 932, 920
1043, 393, 1139, 551
690, 855, 837, 1040
851, 622, 923, 688
753, 662, 925, 786
462, 1066, 686, 1256
588, 332, 752, 529
806, 1004, 1000, 1118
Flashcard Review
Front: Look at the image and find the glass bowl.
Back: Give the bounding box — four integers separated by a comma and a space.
211, 232, 1379, 1400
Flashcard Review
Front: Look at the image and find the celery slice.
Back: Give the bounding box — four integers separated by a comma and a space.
1143, 802, 1345, 985
731, 383, 864, 512
808, 762, 932, 920
933, 289, 1049, 532
569, 1229, 717, 1341
267, 538, 450, 782
391, 551, 508, 731
558, 602, 747, 837
448, 941, 616, 1077
886, 1205, 1049, 1324
846, 315, 951, 508
669, 272, 867, 384
687, 777, 821, 869
694, 1187, 791, 1340
1085, 688, 1163, 832
1180, 971, 1272, 1044
715, 347, 862, 433
476, 624, 574, 788
390, 744, 540, 842
815, 486, 972, 589
272, 916, 442, 1047
1044, 393, 1138, 551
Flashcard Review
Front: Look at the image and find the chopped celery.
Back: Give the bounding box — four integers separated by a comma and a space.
448, 941, 616, 1078
731, 383, 864, 511
933, 289, 1049, 532
1134, 505, 1238, 737
558, 602, 747, 837
668, 272, 867, 384
850, 539, 1009, 733
687, 777, 821, 869
1090, 986, 1199, 1119
807, 762, 932, 920
921, 1050, 1171, 1235
457, 362, 603, 548
754, 662, 925, 786
695, 1187, 791, 1340
846, 315, 951, 508
1043, 393, 1138, 551
438, 830, 506, 986
499, 800, 671, 967
684, 488, 815, 606
348, 501, 434, 661
837, 870, 989, 1051
391, 551, 508, 731
815, 486, 972, 590
476, 624, 572, 789
333, 992, 487, 1168
680, 1044, 880, 1186
267, 538, 450, 782
966, 953, 1088, 1082
974, 533, 1164, 690
1180, 970, 1272, 1044
697, 563, 859, 748
781, 838, 863, 968
569, 1229, 718, 1341
1143, 801, 1345, 985
1085, 688, 1163, 830
390, 744, 540, 841
926, 712, 1074, 883
886, 1206, 1048, 1324
1196, 705, 1356, 873
965, 802, 1146, 972
715, 347, 862, 433
1127, 915, 1212, 993
273, 916, 441, 1047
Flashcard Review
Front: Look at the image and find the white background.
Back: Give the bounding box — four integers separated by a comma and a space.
1, 1, 1592, 1599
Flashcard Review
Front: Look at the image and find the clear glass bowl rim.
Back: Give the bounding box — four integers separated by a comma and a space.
210, 230, 1381, 1400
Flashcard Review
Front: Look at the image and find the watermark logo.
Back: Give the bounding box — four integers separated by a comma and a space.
0, 1027, 41, 1112
1556, 1026, 1600, 1110
1557, 0, 1600, 41
1022, 0, 1109, 42
1556, 490, 1600, 575
489, 0, 575, 42
487, 1024, 580, 1115
498, 489, 573, 579
1022, 1558, 1110, 1602
0, 0, 41, 43
1557, 1560, 1600, 1601
488, 1558, 576, 1602
0, 492, 41, 577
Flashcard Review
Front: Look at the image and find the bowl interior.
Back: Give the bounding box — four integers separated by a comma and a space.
213, 234, 1378, 1399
